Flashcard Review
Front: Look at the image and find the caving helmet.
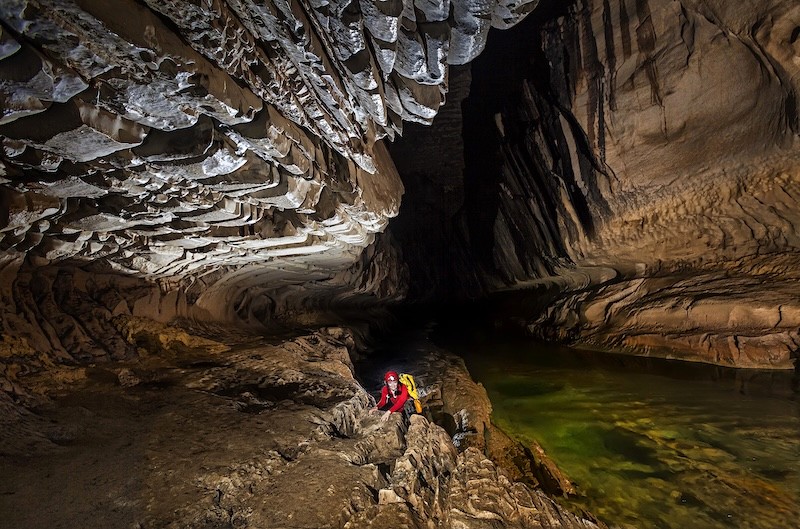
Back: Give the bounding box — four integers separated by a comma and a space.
384, 371, 399, 384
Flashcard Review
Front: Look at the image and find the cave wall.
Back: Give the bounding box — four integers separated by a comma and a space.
448, 0, 800, 368
2, 0, 799, 371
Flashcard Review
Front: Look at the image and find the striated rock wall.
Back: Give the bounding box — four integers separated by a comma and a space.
440, 0, 800, 368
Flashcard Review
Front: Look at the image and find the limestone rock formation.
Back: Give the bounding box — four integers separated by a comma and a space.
0, 0, 539, 347
4, 0, 796, 372
9, 1, 799, 526
518, 0, 800, 369
394, 0, 800, 368
521, 0, 800, 368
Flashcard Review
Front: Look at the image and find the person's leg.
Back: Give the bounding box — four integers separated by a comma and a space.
402, 399, 416, 421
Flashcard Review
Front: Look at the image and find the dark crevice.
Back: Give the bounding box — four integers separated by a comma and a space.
790, 26, 800, 44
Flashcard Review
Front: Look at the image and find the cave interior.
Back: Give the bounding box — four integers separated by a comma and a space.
1, 0, 799, 527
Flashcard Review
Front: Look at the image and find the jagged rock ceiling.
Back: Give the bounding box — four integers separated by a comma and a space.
0, 0, 536, 331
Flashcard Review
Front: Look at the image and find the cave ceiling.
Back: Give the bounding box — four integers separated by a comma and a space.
0, 0, 537, 324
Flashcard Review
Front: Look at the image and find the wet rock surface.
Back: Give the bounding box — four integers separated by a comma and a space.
357, 328, 600, 516
455, 338, 800, 529
0, 323, 600, 529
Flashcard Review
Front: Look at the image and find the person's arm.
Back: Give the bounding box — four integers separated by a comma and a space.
388, 384, 409, 413
376, 386, 388, 408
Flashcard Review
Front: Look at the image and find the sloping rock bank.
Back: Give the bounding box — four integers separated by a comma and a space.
1, 321, 599, 529
483, 0, 800, 369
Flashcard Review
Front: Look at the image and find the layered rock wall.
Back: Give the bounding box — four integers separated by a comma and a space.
454, 0, 800, 367
4, 0, 799, 372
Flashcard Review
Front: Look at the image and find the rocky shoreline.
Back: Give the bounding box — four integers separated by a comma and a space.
1, 319, 602, 529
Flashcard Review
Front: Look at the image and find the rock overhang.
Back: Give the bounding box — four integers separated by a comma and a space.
0, 0, 538, 331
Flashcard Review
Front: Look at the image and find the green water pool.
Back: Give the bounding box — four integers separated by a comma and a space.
456, 339, 800, 529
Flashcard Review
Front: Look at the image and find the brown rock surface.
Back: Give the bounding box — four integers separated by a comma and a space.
3, 0, 798, 371
519, 0, 800, 368
367, 330, 587, 503
0, 324, 599, 529
3, 0, 798, 526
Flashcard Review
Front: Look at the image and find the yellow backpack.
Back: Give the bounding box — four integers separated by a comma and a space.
399, 373, 423, 414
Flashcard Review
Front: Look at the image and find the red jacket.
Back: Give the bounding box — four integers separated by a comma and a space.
377, 383, 409, 413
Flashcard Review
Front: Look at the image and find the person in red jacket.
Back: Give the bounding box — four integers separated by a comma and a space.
372, 370, 408, 422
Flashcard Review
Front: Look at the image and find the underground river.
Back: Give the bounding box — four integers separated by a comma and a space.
438, 330, 800, 529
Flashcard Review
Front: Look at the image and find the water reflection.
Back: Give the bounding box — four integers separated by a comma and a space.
451, 338, 800, 529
